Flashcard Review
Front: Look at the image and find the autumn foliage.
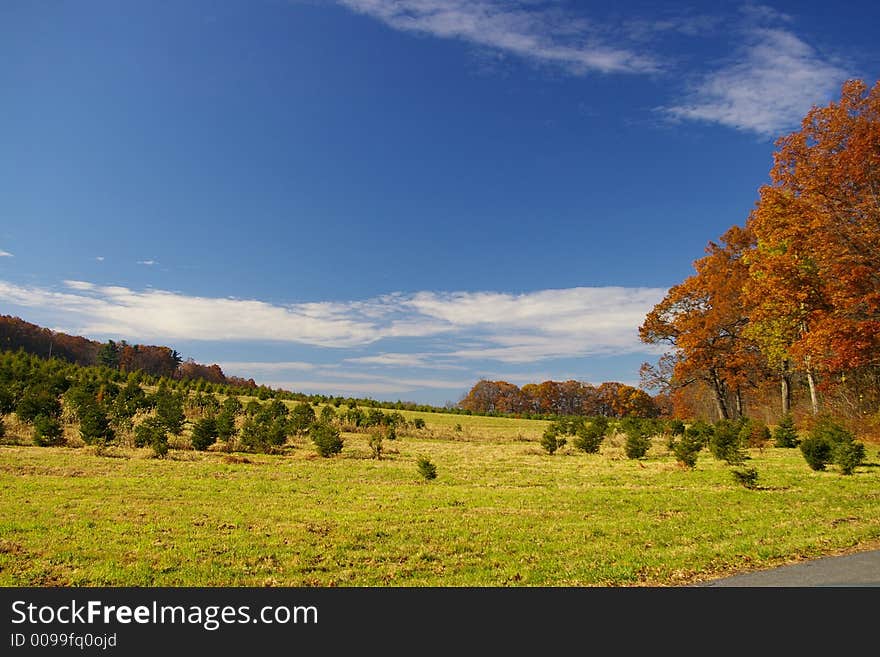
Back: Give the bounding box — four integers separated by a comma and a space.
459, 379, 660, 418
0, 314, 252, 387
640, 79, 880, 435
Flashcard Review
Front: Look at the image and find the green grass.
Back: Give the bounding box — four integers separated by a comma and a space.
1, 412, 878, 587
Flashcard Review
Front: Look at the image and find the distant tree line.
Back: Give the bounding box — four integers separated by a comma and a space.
457, 379, 665, 418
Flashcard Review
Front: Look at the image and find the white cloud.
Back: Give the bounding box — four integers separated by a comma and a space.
215, 361, 317, 373
95, 256, 105, 262
346, 352, 435, 367
137, 260, 157, 266
662, 27, 850, 137
0, 250, 13, 257
258, 379, 450, 396
0, 279, 665, 364
259, 373, 471, 397
64, 280, 97, 291
337, 0, 659, 74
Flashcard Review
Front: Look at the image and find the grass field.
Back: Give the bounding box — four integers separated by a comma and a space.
2, 410, 879, 587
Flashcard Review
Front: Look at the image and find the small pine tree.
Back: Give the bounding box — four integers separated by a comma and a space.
709, 419, 746, 464
684, 420, 714, 446
319, 405, 336, 424
368, 430, 383, 460
134, 417, 166, 448
667, 419, 686, 437
833, 440, 865, 476
290, 402, 317, 434
572, 423, 604, 454
731, 466, 759, 489
800, 417, 862, 474
151, 431, 169, 458
79, 404, 115, 446
215, 410, 237, 443
33, 414, 64, 447
310, 422, 343, 457
672, 433, 702, 469
624, 431, 651, 459
772, 414, 800, 448
622, 421, 650, 460
541, 428, 560, 455
416, 455, 437, 481
800, 435, 833, 471
154, 388, 185, 434
190, 417, 218, 451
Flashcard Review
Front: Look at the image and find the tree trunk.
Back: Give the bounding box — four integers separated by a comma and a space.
710, 371, 729, 421
735, 387, 744, 419
780, 360, 792, 416
805, 366, 820, 415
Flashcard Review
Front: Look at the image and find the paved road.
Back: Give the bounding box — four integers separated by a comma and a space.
695, 548, 880, 586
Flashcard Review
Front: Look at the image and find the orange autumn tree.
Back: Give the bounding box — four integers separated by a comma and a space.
640, 225, 766, 421
745, 79, 880, 414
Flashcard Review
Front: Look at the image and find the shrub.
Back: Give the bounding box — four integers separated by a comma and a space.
368, 430, 383, 460
238, 417, 264, 452
289, 402, 316, 434
667, 419, 686, 437
135, 417, 166, 448
772, 413, 800, 448
33, 414, 64, 447
151, 431, 169, 458
672, 434, 702, 469
413, 417, 426, 430
0, 417, 4, 439
16, 387, 62, 423
190, 417, 218, 451
832, 440, 865, 476
266, 418, 288, 447
154, 389, 185, 434
319, 405, 336, 424
79, 404, 115, 446
731, 466, 759, 489
0, 386, 14, 415
739, 419, 771, 449
310, 422, 343, 457
624, 431, 651, 459
800, 417, 863, 474
619, 419, 651, 459
572, 423, 604, 454
684, 420, 714, 447
540, 428, 562, 455
215, 410, 237, 442
416, 455, 437, 481
800, 436, 833, 471
709, 419, 746, 464
222, 396, 243, 416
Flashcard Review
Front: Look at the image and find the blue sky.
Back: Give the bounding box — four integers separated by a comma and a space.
2, 1, 878, 405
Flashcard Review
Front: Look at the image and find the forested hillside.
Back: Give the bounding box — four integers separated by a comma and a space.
0, 314, 255, 387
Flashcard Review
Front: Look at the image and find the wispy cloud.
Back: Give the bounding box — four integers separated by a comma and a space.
0, 279, 665, 364
215, 361, 317, 373
137, 260, 157, 266
95, 256, 105, 262
0, 250, 13, 258
337, 0, 659, 74
661, 26, 850, 137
